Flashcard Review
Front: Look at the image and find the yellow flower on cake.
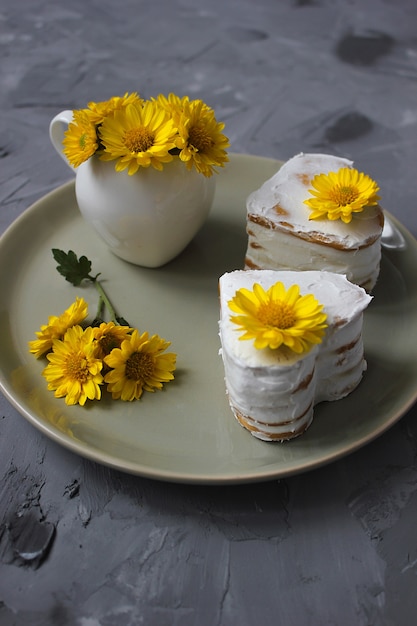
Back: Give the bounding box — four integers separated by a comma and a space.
304, 167, 380, 224
62, 110, 99, 168
28, 297, 89, 358
92, 321, 132, 360
229, 282, 328, 353
98, 100, 177, 174
104, 330, 176, 401
43, 325, 103, 406
175, 99, 230, 177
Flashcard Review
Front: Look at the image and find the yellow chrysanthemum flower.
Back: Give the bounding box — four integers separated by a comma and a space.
92, 321, 132, 360
304, 167, 380, 224
29, 297, 89, 358
103, 329, 176, 401
62, 110, 99, 168
229, 282, 328, 353
175, 99, 230, 177
43, 325, 103, 406
86, 92, 143, 125
153, 92, 189, 116
98, 100, 178, 174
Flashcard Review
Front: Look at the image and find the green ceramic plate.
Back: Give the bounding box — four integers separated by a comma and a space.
1, 154, 417, 484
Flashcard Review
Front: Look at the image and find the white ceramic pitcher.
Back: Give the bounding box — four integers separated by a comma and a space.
49, 111, 215, 268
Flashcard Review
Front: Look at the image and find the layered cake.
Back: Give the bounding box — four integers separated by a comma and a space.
245, 153, 383, 292
218, 269, 372, 441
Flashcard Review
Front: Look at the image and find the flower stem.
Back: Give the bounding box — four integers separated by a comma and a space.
92, 279, 118, 323
95, 295, 104, 320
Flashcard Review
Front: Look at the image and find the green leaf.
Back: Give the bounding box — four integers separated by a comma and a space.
52, 248, 93, 286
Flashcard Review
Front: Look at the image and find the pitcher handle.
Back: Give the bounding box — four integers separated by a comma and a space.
49, 110, 75, 170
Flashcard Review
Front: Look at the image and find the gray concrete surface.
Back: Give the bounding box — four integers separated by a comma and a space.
1, 1, 417, 624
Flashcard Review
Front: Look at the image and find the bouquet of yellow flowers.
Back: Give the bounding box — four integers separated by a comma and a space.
28, 250, 177, 406
63, 92, 229, 177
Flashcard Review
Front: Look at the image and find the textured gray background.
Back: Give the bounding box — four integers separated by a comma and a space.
1, 1, 417, 625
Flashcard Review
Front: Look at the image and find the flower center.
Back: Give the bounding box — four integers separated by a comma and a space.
98, 333, 121, 356
330, 185, 359, 207
125, 351, 154, 381
257, 301, 296, 329
65, 353, 90, 382
188, 124, 214, 153
123, 127, 155, 153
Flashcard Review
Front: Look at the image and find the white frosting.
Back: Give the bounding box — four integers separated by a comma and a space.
245, 153, 383, 291
218, 270, 372, 441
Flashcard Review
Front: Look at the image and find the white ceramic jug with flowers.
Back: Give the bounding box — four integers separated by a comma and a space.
49, 93, 229, 268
